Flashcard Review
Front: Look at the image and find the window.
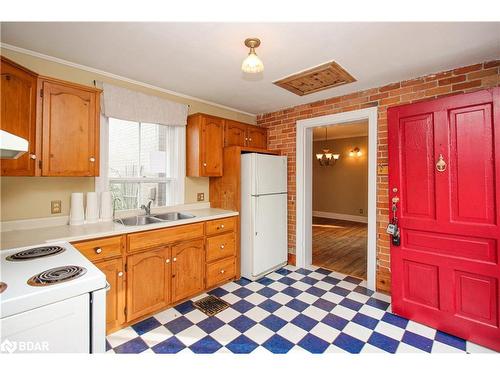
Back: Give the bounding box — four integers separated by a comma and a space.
108, 118, 184, 211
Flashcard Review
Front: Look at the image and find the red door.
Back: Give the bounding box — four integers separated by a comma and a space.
388, 88, 500, 351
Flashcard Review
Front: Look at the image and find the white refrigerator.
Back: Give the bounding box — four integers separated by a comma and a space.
241, 153, 288, 280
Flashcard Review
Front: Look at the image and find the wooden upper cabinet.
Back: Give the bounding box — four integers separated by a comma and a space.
187, 113, 223, 177
94, 257, 126, 334
126, 247, 171, 322
171, 239, 205, 303
40, 78, 101, 176
0, 56, 39, 176
247, 126, 267, 149
224, 120, 247, 147
224, 119, 267, 149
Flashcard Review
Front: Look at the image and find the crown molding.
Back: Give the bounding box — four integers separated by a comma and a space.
0, 42, 256, 117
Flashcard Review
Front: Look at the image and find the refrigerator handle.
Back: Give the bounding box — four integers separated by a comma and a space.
254, 196, 258, 237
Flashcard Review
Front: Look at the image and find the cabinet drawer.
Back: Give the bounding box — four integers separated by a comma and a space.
127, 222, 204, 253
206, 232, 236, 263
73, 236, 123, 262
206, 217, 236, 236
206, 257, 236, 288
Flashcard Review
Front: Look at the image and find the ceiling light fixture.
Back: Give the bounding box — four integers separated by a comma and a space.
241, 38, 264, 73
315, 127, 340, 166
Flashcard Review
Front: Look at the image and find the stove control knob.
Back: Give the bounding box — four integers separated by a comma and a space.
95, 247, 102, 254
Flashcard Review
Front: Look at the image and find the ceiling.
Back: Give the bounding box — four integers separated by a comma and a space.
313, 121, 368, 141
1, 22, 499, 115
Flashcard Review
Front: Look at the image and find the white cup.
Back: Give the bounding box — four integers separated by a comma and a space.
69, 193, 85, 226
86, 192, 99, 223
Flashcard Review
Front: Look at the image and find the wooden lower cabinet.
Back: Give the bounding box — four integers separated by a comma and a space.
171, 239, 205, 303
126, 247, 171, 322
73, 216, 238, 332
94, 257, 126, 334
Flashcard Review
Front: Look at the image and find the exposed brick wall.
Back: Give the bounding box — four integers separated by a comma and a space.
257, 60, 500, 292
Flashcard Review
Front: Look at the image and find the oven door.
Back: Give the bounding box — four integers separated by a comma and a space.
1, 293, 90, 353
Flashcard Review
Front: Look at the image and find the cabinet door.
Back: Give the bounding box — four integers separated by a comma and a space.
247, 126, 267, 149
41, 80, 99, 176
0, 58, 38, 176
171, 239, 205, 303
224, 120, 247, 147
126, 247, 170, 322
201, 116, 223, 176
94, 257, 125, 334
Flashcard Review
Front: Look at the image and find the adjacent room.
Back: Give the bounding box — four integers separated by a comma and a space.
312, 121, 368, 279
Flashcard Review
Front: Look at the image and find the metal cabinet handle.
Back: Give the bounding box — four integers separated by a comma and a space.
173, 257, 177, 262
95, 247, 102, 254
118, 271, 123, 277
30, 154, 37, 160
89, 157, 96, 162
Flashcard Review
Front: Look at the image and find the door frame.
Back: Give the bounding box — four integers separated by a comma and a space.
296, 107, 378, 290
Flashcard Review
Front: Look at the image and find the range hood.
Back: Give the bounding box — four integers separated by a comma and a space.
0, 130, 29, 159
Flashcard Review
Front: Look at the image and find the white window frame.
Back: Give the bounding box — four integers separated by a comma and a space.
96, 115, 185, 209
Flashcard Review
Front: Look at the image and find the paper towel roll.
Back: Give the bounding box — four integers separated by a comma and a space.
100, 191, 113, 222
86, 192, 99, 223
69, 193, 85, 226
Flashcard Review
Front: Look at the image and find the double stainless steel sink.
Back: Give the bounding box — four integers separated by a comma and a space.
114, 212, 195, 226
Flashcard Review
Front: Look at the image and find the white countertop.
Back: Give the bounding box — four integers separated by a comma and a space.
0, 206, 238, 250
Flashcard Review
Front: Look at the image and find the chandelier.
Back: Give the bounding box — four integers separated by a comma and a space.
315, 127, 340, 166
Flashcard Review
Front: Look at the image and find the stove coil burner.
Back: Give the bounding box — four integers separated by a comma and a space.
27, 265, 87, 286
6, 246, 66, 261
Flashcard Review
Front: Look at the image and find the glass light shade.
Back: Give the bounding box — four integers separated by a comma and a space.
315, 153, 323, 160
357, 150, 362, 157
242, 51, 264, 73
333, 154, 340, 160
349, 151, 354, 157
325, 153, 333, 160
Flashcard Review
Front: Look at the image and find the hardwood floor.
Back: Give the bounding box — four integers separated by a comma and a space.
312, 217, 367, 279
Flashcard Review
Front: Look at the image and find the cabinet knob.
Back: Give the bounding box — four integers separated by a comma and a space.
203, 162, 207, 167
220, 244, 225, 249
89, 157, 96, 162
173, 257, 177, 262
166, 258, 170, 263
245, 137, 248, 141
118, 271, 123, 277
220, 269, 225, 274
30, 154, 37, 160
95, 247, 102, 254
221, 224, 225, 229
249, 138, 252, 142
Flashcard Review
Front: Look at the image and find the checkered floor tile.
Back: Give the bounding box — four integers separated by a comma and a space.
106, 265, 496, 354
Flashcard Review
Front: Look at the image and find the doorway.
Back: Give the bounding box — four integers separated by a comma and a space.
311, 122, 368, 279
296, 107, 378, 290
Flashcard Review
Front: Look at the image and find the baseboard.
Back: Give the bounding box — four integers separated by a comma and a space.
312, 210, 368, 223
287, 253, 296, 266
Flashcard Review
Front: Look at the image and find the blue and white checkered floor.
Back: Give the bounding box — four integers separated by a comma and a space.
106, 265, 496, 354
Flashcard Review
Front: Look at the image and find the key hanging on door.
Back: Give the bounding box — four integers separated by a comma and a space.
386, 195, 401, 246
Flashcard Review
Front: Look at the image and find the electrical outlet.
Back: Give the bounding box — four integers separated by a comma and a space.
197, 193, 205, 202
359, 208, 364, 214
51, 200, 62, 214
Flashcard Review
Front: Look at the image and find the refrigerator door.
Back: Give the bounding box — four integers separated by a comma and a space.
254, 154, 287, 195
252, 193, 288, 277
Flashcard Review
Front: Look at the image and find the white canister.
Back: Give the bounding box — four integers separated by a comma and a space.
69, 193, 85, 226
86, 192, 99, 223
100, 191, 113, 222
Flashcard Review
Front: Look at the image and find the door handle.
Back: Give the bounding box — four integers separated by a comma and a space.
436, 154, 446, 172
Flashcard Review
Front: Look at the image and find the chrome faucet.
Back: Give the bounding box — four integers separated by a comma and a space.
141, 200, 153, 216
113, 197, 122, 221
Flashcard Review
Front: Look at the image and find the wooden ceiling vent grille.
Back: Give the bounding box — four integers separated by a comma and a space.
273, 61, 356, 96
